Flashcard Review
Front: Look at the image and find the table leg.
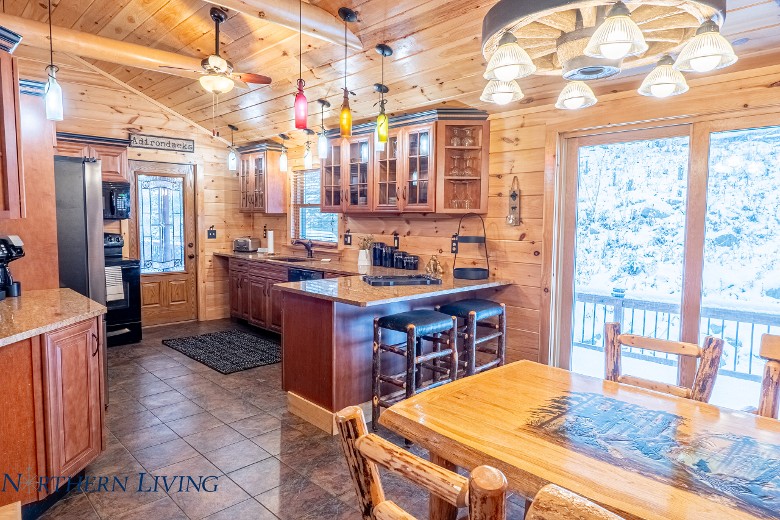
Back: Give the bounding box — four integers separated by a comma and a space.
429, 452, 458, 520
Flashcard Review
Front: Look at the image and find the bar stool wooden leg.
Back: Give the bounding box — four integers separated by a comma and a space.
466, 310, 478, 376
406, 325, 417, 399
498, 303, 507, 367
449, 316, 458, 381
372, 318, 381, 431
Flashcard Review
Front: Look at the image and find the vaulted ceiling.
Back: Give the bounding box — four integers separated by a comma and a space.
7, 0, 780, 147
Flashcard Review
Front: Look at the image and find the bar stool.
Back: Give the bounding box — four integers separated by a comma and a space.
372, 309, 458, 429
437, 299, 506, 377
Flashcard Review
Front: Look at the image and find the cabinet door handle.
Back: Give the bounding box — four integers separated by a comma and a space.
92, 333, 99, 357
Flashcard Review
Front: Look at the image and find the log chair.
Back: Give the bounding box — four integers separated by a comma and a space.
758, 333, 780, 419
604, 322, 724, 403
525, 485, 625, 520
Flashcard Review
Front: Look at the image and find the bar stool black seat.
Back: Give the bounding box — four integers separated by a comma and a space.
437, 298, 506, 377
372, 309, 458, 429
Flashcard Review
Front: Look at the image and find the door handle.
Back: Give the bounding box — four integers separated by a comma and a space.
188, 254, 195, 259
91, 333, 99, 357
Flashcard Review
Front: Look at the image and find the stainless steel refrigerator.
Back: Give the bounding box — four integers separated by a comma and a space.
54, 157, 106, 305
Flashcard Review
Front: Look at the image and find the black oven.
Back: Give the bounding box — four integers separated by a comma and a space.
103, 181, 131, 220
104, 233, 142, 346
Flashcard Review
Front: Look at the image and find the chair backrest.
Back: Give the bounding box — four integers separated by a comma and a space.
758, 333, 780, 419
525, 485, 624, 520
335, 406, 508, 520
604, 322, 724, 403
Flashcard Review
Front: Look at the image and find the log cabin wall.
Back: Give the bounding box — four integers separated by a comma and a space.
256, 55, 780, 365
14, 54, 252, 320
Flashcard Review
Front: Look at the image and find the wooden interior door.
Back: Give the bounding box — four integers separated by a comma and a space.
130, 161, 197, 326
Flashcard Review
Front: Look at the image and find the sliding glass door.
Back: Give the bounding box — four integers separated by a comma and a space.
560, 117, 780, 410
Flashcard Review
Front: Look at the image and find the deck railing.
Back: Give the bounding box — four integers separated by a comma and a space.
572, 291, 780, 382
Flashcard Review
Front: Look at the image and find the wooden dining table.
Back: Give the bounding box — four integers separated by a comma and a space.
378, 360, 780, 520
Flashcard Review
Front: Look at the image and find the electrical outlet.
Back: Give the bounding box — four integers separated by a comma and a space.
451, 235, 459, 254
393, 232, 400, 248
207, 226, 217, 239
344, 229, 352, 246
263, 224, 267, 238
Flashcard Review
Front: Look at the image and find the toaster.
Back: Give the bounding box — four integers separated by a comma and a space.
233, 237, 261, 252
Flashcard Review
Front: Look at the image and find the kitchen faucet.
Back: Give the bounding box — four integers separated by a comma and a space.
292, 239, 314, 258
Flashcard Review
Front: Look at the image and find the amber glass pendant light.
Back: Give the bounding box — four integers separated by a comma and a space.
338, 8, 357, 138
293, 0, 307, 129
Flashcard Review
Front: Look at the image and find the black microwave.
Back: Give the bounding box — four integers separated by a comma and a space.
103, 181, 131, 220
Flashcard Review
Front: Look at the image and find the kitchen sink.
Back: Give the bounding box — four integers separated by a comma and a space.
269, 256, 311, 263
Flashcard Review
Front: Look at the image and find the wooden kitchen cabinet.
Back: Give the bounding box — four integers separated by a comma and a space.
0, 50, 24, 220
238, 144, 286, 214
55, 138, 128, 181
229, 259, 288, 333
321, 109, 486, 214
42, 319, 102, 479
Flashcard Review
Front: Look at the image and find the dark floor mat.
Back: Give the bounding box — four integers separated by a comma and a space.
162, 329, 281, 374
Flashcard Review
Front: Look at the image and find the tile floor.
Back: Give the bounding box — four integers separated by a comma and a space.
39, 319, 526, 520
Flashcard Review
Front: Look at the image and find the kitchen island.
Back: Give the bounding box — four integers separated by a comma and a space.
276, 274, 510, 433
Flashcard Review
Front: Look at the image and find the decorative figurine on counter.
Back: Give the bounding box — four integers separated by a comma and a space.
506, 175, 521, 226
425, 255, 445, 278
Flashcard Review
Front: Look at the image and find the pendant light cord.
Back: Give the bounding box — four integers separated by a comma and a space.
299, 0, 302, 81
344, 20, 347, 92
47, 0, 55, 76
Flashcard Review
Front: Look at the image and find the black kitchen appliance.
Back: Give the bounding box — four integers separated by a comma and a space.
0, 235, 24, 300
104, 233, 142, 346
288, 268, 324, 282
102, 180, 131, 220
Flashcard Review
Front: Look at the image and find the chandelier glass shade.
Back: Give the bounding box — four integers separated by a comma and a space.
674, 20, 737, 73
318, 132, 328, 159
584, 1, 648, 60
480, 80, 523, 105
199, 73, 234, 95
376, 106, 389, 144
639, 55, 689, 98
483, 32, 536, 82
556, 81, 597, 110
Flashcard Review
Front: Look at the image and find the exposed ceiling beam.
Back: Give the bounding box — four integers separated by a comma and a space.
206, 0, 362, 50
67, 54, 231, 147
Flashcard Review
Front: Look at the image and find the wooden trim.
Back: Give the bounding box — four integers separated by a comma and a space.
287, 391, 372, 435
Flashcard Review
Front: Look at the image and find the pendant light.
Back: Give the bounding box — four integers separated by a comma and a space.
585, 1, 648, 61
555, 81, 597, 110
227, 124, 238, 171
674, 20, 737, 73
480, 80, 523, 105
316, 99, 330, 159
279, 134, 289, 172
483, 32, 536, 82
375, 43, 392, 145
44, 0, 63, 121
303, 128, 315, 169
638, 55, 689, 98
293, 0, 307, 129
338, 8, 357, 138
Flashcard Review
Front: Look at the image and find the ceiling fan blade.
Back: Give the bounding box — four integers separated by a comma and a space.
236, 72, 272, 85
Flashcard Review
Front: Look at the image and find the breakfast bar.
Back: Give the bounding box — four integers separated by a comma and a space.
276, 274, 510, 433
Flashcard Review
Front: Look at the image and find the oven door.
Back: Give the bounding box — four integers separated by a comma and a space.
105, 259, 141, 324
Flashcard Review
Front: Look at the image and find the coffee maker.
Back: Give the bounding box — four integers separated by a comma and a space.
0, 235, 24, 300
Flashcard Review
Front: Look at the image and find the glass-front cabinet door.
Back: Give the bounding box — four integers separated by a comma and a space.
253, 154, 266, 212
345, 136, 372, 212
402, 124, 434, 212
321, 140, 342, 212
373, 131, 401, 212
239, 154, 254, 211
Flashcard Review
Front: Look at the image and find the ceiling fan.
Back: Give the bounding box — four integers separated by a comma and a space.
164, 7, 272, 94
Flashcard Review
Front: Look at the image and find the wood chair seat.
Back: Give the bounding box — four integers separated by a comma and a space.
604, 322, 724, 403
758, 333, 780, 419
336, 406, 508, 520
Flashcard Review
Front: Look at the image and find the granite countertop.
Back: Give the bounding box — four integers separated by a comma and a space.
214, 250, 410, 277
276, 274, 511, 307
0, 288, 107, 347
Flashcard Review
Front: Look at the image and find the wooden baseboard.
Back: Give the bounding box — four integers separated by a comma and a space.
286, 392, 372, 435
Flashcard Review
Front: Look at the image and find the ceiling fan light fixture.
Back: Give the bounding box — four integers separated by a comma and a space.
206, 54, 229, 73
674, 20, 736, 73
199, 73, 234, 95
483, 32, 536, 82
480, 79, 524, 105
584, 1, 648, 60
638, 55, 689, 98
555, 81, 597, 110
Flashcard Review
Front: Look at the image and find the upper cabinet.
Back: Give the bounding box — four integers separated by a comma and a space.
0, 51, 24, 220
238, 144, 286, 214
55, 137, 128, 182
321, 109, 488, 214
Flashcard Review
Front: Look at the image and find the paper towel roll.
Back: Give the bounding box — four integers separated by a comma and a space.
267, 230, 274, 254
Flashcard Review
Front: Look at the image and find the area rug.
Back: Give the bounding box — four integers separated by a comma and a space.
162, 330, 281, 374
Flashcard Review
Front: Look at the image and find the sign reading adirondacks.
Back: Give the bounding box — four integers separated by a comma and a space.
129, 134, 195, 153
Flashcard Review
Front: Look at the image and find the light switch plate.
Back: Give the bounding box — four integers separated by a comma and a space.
207, 228, 217, 239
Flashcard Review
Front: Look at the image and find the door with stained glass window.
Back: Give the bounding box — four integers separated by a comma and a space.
134, 166, 197, 326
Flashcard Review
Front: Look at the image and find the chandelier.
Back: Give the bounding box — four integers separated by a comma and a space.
481, 0, 735, 109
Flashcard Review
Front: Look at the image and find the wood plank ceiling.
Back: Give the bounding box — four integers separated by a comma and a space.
6, 0, 780, 147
